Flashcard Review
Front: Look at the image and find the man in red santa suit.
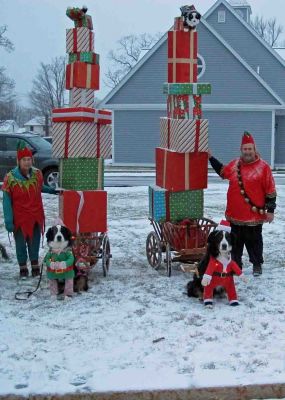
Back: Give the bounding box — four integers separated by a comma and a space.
209, 132, 276, 276
202, 220, 246, 308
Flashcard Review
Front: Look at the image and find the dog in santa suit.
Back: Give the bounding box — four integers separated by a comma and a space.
202, 220, 247, 308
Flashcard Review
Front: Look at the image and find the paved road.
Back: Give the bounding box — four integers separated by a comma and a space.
104, 174, 285, 187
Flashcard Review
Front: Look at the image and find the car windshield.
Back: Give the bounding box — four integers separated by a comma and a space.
26, 135, 52, 150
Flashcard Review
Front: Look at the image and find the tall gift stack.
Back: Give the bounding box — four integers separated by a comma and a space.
149, 5, 211, 223
51, 6, 112, 235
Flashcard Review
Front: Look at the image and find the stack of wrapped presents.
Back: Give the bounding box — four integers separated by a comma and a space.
51, 6, 112, 234
149, 11, 211, 224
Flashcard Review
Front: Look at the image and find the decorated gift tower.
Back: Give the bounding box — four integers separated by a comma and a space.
149, 5, 211, 223
51, 6, 112, 235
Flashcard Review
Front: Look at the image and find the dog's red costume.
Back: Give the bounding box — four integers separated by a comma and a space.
203, 256, 242, 304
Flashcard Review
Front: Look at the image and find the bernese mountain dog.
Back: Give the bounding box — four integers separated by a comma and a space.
45, 224, 88, 299
180, 5, 201, 31
187, 221, 246, 307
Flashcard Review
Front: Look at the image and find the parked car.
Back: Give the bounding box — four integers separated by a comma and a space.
0, 132, 59, 188
43, 136, 52, 144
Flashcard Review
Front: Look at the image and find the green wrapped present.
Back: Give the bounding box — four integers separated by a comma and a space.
68, 52, 100, 64
149, 185, 204, 222
60, 158, 104, 190
163, 82, 212, 95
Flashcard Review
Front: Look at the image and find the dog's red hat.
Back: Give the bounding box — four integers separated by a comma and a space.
217, 220, 231, 233
241, 131, 255, 147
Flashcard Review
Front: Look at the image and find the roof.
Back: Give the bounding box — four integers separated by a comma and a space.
274, 48, 285, 60
24, 116, 49, 126
0, 120, 19, 133
204, 0, 285, 70
228, 0, 250, 7
99, 3, 284, 108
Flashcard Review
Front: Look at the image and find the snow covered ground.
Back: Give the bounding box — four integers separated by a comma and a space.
0, 182, 285, 396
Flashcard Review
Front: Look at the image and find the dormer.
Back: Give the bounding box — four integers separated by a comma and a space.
228, 0, 252, 24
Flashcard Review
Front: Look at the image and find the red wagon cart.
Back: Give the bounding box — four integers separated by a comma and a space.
146, 217, 217, 277
72, 232, 112, 278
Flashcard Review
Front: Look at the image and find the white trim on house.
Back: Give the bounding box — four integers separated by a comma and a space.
103, 103, 285, 111
201, 18, 284, 105
99, 11, 284, 108
112, 111, 115, 163
99, 31, 168, 106
204, 0, 285, 70
271, 110, 275, 168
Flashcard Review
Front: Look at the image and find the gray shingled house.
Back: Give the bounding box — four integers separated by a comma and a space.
99, 0, 285, 168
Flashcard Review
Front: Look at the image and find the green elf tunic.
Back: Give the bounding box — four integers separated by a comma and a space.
44, 249, 75, 280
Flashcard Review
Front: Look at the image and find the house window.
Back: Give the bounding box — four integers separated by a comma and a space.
30, 126, 34, 131
218, 10, 226, 23
197, 54, 206, 79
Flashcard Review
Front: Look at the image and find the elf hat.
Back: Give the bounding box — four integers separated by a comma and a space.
17, 140, 33, 161
217, 220, 231, 233
241, 131, 255, 148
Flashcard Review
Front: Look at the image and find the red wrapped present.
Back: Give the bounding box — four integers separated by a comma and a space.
52, 122, 111, 159
156, 147, 208, 191
174, 17, 184, 31
52, 107, 95, 123
59, 190, 107, 233
74, 15, 93, 30
167, 94, 190, 119
160, 117, 208, 153
66, 28, 94, 53
66, 62, 99, 90
193, 95, 202, 119
168, 30, 198, 83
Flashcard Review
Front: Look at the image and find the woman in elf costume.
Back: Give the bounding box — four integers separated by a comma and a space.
2, 141, 57, 278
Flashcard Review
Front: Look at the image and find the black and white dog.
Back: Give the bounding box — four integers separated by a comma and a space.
187, 224, 233, 299
180, 5, 201, 31
45, 224, 88, 297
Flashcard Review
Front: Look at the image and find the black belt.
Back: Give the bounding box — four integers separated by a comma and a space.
213, 272, 234, 278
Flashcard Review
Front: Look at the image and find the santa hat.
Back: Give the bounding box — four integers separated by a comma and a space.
217, 220, 231, 233
180, 5, 197, 14
17, 140, 33, 161
241, 131, 255, 148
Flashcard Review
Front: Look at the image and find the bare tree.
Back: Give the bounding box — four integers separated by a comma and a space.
105, 32, 162, 88
29, 56, 66, 116
251, 16, 283, 47
0, 25, 14, 52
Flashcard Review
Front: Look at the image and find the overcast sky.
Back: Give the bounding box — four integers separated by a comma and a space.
1, 0, 285, 107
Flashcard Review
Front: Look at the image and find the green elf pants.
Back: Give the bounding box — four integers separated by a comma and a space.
14, 224, 41, 266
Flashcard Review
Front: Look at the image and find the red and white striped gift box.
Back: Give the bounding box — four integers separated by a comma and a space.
52, 107, 95, 122
160, 117, 208, 153
69, 88, 95, 108
66, 27, 94, 53
51, 122, 111, 159
94, 109, 112, 125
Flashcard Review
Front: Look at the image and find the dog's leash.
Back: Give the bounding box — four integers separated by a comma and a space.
15, 262, 44, 301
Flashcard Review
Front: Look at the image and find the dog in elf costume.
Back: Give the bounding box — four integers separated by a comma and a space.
44, 223, 75, 300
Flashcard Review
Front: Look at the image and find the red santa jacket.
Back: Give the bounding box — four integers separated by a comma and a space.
204, 256, 242, 279
221, 156, 276, 225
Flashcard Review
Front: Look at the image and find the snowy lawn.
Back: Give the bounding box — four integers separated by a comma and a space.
0, 183, 285, 396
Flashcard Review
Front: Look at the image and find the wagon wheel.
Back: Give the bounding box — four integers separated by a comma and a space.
102, 234, 111, 277
146, 231, 162, 270
165, 243, 172, 277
